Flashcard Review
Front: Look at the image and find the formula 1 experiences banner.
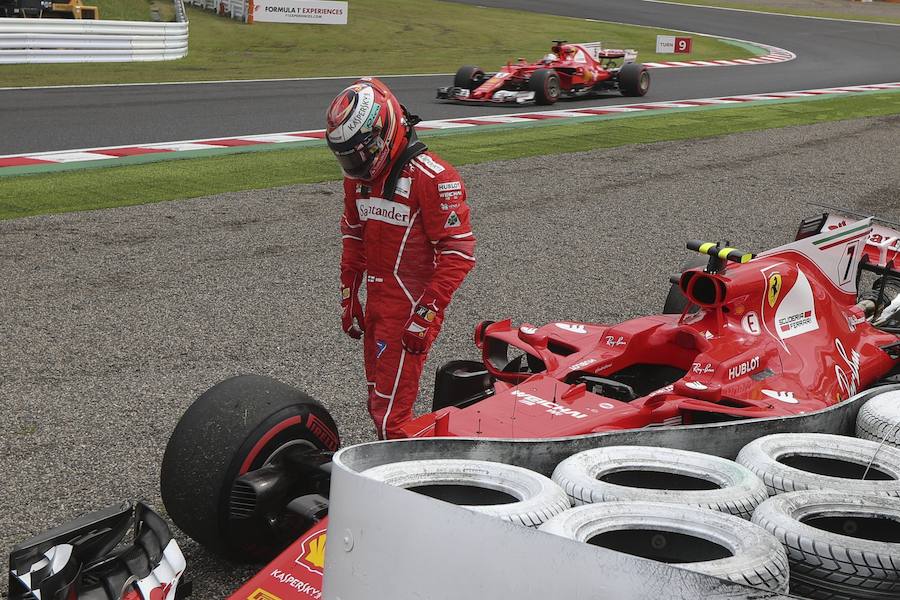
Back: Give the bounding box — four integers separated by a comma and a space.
252, 0, 348, 24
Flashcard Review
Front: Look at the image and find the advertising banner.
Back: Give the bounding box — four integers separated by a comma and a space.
252, 0, 348, 24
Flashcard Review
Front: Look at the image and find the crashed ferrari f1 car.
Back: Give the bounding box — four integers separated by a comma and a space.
155, 212, 900, 568
436, 40, 650, 105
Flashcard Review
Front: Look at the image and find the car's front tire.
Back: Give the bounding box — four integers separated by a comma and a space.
454, 65, 485, 90
160, 375, 339, 561
530, 68, 560, 105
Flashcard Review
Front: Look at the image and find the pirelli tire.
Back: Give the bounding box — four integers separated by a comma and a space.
752, 490, 900, 600
736, 433, 900, 497
454, 65, 485, 91
857, 390, 900, 448
540, 501, 789, 593
362, 459, 570, 527
552, 446, 769, 519
529, 68, 561, 105
160, 375, 340, 561
618, 62, 650, 97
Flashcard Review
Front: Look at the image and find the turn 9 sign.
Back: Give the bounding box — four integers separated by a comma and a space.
656, 35, 693, 54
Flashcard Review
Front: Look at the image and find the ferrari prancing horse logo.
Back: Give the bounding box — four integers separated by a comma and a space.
767, 272, 782, 308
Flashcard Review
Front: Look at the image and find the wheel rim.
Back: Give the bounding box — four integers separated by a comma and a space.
640, 71, 649, 92
547, 77, 560, 99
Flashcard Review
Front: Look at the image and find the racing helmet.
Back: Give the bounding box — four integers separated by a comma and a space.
326, 77, 408, 181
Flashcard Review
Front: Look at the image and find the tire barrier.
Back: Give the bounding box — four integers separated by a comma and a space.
363, 458, 570, 528
857, 390, 900, 448
736, 433, 900, 497
753, 491, 900, 600
541, 501, 790, 593
551, 445, 768, 519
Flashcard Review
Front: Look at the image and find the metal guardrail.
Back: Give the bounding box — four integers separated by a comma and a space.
0, 0, 188, 64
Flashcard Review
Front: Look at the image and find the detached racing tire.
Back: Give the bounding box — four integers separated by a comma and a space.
752, 490, 900, 599
529, 68, 560, 105
618, 63, 650, 97
736, 433, 900, 497
540, 501, 789, 592
363, 459, 570, 527
552, 446, 768, 519
160, 375, 339, 561
857, 390, 900, 448
454, 65, 485, 90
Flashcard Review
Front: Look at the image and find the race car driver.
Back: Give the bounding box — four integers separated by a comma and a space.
326, 77, 476, 439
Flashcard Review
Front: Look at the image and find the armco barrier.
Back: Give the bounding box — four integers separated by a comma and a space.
0, 1, 188, 64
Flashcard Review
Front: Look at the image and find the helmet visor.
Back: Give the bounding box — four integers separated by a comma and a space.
330, 135, 384, 180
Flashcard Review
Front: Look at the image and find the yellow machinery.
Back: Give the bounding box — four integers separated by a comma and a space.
0, 0, 100, 19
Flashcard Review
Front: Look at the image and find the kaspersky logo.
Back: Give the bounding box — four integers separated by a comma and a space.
295, 531, 327, 572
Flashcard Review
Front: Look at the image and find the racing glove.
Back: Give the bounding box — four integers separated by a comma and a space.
402, 297, 441, 354
340, 271, 365, 340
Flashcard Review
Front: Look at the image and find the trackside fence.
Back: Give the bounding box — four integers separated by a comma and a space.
188, 0, 249, 22
0, 0, 188, 64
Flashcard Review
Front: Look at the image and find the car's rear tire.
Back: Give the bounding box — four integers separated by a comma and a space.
454, 65, 485, 90
363, 459, 570, 527
529, 68, 560, 105
540, 501, 789, 592
160, 375, 339, 561
619, 63, 650, 97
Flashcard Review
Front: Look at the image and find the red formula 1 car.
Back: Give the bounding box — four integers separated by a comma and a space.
436, 40, 650, 105
10, 214, 900, 600
152, 213, 899, 575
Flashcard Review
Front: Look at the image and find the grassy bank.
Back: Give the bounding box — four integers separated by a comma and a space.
656, 0, 900, 25
2, 90, 900, 220
0, 0, 756, 87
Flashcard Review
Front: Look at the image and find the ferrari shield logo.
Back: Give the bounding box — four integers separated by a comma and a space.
768, 273, 782, 307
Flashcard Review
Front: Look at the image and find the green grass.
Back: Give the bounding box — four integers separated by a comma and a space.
3, 91, 900, 220
657, 0, 900, 25
88, 0, 170, 21
0, 0, 757, 87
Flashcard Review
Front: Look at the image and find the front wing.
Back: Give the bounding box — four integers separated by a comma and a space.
435, 86, 535, 104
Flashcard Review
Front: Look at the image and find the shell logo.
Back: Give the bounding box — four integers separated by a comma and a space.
247, 589, 282, 600
296, 532, 327, 571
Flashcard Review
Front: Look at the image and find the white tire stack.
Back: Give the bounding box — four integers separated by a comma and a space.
540, 501, 790, 593
857, 390, 900, 448
362, 458, 570, 527
551, 445, 768, 519
753, 491, 900, 600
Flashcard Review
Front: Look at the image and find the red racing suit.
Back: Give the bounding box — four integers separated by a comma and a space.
340, 151, 476, 439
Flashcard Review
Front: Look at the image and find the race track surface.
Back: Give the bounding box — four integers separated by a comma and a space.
1, 0, 899, 153
2, 115, 899, 598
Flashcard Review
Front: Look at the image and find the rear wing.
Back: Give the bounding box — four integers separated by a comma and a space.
795, 212, 900, 270
579, 42, 637, 63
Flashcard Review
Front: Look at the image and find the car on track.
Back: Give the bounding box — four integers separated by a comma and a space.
436, 40, 650, 105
